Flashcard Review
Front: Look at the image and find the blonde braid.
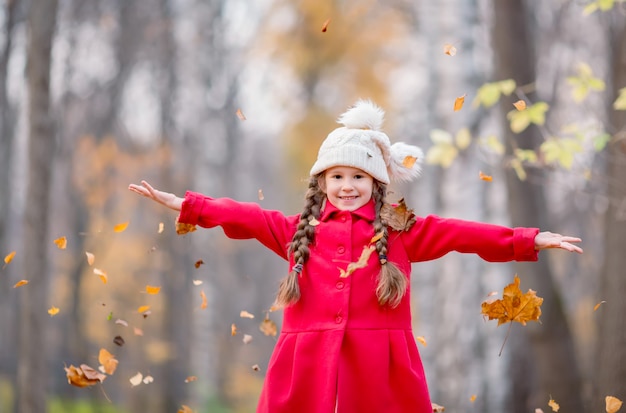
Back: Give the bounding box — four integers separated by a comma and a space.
372, 182, 408, 308
275, 175, 325, 307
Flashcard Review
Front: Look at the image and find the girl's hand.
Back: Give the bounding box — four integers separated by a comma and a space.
534, 231, 583, 254
128, 180, 184, 211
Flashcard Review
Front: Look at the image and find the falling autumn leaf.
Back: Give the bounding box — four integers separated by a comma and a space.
85, 252, 95, 266
443, 43, 457, 56
130, 372, 143, 387
243, 334, 253, 344
158, 222, 164, 234
133, 327, 144, 336
470, 395, 477, 402
98, 348, 119, 375
113, 335, 125, 347
13, 280, 28, 288
115, 319, 129, 327
594, 300, 606, 311
48, 306, 60, 316
513, 99, 527, 111
240, 310, 255, 319
54, 236, 67, 250
259, 316, 278, 337
185, 376, 198, 383
4, 251, 16, 265
236, 108, 246, 121
321, 18, 330, 32
536, 409, 545, 413
137, 305, 150, 314
606, 396, 623, 413
200, 290, 208, 309
479, 171, 493, 182
481, 275, 543, 326
143, 375, 154, 384
192, 279, 203, 286
339, 245, 376, 278
258, 189, 265, 201
113, 222, 129, 233
178, 405, 194, 413
432, 402, 445, 412
194, 260, 204, 269
548, 398, 560, 412
231, 323, 237, 336
65, 364, 106, 388
145, 285, 161, 295
454, 94, 466, 111
93, 268, 108, 284
416, 336, 427, 347
380, 199, 415, 232
252, 364, 260, 371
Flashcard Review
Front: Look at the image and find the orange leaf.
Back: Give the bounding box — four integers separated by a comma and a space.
370, 231, 384, 244
145, 285, 161, 295
548, 398, 560, 412
231, 323, 237, 336
48, 306, 60, 316
113, 222, 129, 233
175, 218, 197, 235
606, 396, 623, 413
93, 268, 108, 284
380, 198, 415, 232
65, 364, 106, 388
98, 348, 118, 375
470, 395, 477, 402
481, 275, 543, 326
454, 94, 466, 111
443, 43, 457, 56
402, 155, 418, 169
194, 259, 204, 269
236, 108, 246, 121
85, 252, 95, 266
321, 18, 331, 32
137, 305, 150, 314
479, 171, 493, 182
513, 100, 527, 111
339, 245, 376, 278
4, 251, 16, 265
259, 316, 277, 337
13, 280, 28, 288
200, 290, 207, 309
185, 376, 198, 383
593, 300, 606, 311
54, 236, 67, 250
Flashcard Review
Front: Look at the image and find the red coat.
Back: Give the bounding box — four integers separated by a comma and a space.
178, 192, 539, 413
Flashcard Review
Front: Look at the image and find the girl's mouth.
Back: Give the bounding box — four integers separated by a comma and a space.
340, 196, 358, 200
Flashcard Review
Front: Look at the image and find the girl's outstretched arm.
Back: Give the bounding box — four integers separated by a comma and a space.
534, 231, 583, 254
128, 180, 184, 211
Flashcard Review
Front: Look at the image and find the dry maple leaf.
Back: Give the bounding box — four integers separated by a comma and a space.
130, 372, 143, 387
380, 199, 416, 232
85, 252, 95, 266
65, 364, 106, 388
240, 310, 255, 319
339, 245, 376, 278
481, 275, 543, 326
606, 396, 623, 413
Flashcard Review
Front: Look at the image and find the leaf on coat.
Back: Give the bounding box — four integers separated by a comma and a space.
606, 396, 623, 413
54, 236, 67, 250
65, 364, 106, 388
481, 275, 543, 326
380, 199, 415, 231
98, 348, 119, 375
339, 245, 376, 278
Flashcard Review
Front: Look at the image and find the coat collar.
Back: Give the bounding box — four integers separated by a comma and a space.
319, 198, 376, 223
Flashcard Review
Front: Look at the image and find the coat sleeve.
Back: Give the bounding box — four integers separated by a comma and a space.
177, 191, 298, 260
400, 215, 539, 263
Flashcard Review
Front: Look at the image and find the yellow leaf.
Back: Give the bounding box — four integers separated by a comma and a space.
175, 219, 197, 235
137, 305, 150, 314
4, 251, 16, 265
48, 306, 60, 316
98, 348, 118, 375
339, 245, 376, 278
548, 398, 560, 412
513, 100, 527, 111
479, 135, 506, 156
113, 222, 129, 233
145, 285, 161, 295
455, 128, 471, 150
481, 275, 543, 326
613, 87, 626, 110
443, 43, 457, 56
85, 252, 95, 266
594, 301, 606, 311
416, 336, 427, 347
453, 94, 466, 111
240, 310, 255, 319
54, 236, 67, 250
93, 268, 108, 284
200, 290, 207, 309
13, 280, 28, 288
470, 394, 477, 402
606, 395, 623, 413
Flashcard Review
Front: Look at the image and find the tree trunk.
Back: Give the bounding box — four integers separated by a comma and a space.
17, 0, 59, 412
595, 14, 626, 407
492, 1, 585, 412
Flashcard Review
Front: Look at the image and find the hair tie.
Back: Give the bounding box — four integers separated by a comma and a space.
292, 263, 304, 274
378, 254, 388, 265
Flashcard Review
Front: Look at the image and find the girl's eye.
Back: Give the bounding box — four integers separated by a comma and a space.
354, 174, 364, 179
331, 175, 342, 179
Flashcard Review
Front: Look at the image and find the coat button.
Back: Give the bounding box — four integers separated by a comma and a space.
337, 246, 345, 254
336, 281, 344, 290
335, 315, 343, 324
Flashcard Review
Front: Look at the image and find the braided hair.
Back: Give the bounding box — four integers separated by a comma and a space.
275, 176, 408, 308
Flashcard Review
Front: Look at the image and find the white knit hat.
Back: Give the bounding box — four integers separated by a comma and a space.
309, 100, 424, 185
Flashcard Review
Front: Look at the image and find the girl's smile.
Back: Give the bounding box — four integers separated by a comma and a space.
320, 166, 374, 211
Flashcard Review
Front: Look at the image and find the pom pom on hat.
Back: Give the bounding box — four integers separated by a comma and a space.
309, 100, 423, 184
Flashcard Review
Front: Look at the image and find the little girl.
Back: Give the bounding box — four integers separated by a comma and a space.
129, 100, 582, 413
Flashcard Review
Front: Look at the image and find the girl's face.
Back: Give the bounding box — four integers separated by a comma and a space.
320, 166, 374, 211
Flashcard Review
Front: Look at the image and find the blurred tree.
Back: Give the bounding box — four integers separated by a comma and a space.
17, 0, 59, 412
492, 1, 585, 412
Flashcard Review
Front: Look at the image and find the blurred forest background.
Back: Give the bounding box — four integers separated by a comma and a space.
1, 0, 625, 412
